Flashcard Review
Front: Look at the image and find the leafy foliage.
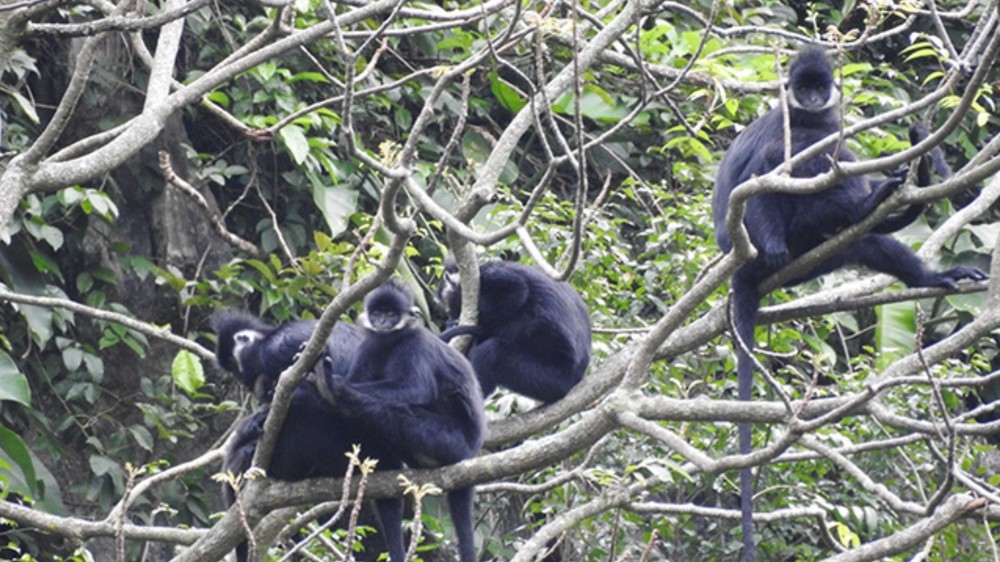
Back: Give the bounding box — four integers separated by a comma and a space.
0, 0, 998, 560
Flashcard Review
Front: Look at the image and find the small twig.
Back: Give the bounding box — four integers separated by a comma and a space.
606, 507, 622, 562
267, 67, 439, 135
984, 510, 1000, 562
27, 0, 211, 36
341, 214, 382, 292
479, 435, 610, 494
255, 182, 302, 270
277, 450, 360, 562
915, 306, 956, 514
158, 150, 261, 258
228, 471, 259, 562
541, 531, 568, 561
116, 465, 137, 562
340, 455, 375, 561
0, 0, 54, 12
794, 359, 822, 419
425, 73, 473, 196
637, 529, 660, 562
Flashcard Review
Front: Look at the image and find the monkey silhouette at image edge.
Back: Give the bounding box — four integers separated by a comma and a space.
711, 45, 987, 562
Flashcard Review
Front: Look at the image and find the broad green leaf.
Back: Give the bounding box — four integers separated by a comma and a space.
256, 61, 277, 82
288, 71, 330, 84
552, 88, 629, 123
875, 301, 916, 370
312, 181, 359, 238
129, 425, 154, 452
19, 303, 54, 347
205, 90, 230, 107
279, 124, 311, 165
58, 187, 85, 206
0, 424, 38, 498
0, 351, 30, 406
76, 272, 93, 293
245, 259, 278, 283
28, 250, 63, 280
489, 71, 526, 113
904, 48, 940, 62
9, 89, 39, 124
61, 346, 83, 370
89, 454, 119, 477
172, 350, 206, 397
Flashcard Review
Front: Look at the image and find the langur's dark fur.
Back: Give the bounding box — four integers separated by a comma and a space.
212, 311, 404, 562
314, 280, 486, 562
440, 259, 592, 403
712, 45, 986, 562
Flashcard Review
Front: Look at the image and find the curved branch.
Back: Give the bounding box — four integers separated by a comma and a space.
0, 288, 214, 360
0, 499, 202, 544
158, 151, 261, 258
820, 494, 984, 562
26, 0, 212, 36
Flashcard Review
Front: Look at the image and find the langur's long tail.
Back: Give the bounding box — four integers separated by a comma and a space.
448, 487, 477, 562
732, 274, 759, 562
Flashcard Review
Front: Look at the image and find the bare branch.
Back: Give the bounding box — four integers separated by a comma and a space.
158, 151, 261, 258
0, 288, 214, 360
26, 0, 212, 36
820, 494, 984, 562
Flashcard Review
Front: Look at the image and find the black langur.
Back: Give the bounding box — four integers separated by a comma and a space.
313, 279, 486, 562
211, 309, 360, 402
219, 388, 404, 562
212, 313, 404, 562
439, 259, 592, 404
712, 46, 987, 562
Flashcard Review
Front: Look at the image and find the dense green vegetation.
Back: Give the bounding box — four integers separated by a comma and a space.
0, 0, 999, 560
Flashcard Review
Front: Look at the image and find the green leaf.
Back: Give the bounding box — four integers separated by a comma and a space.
245, 259, 278, 283
0, 424, 38, 497
121, 332, 147, 357
875, 301, 916, 369
28, 250, 63, 280
8, 89, 39, 124
279, 124, 311, 165
121, 255, 156, 281
256, 61, 278, 82
18, 302, 54, 348
61, 346, 83, 370
394, 106, 413, 130
489, 71, 526, 113
172, 350, 206, 397
89, 454, 119, 477
903, 48, 940, 62
552, 87, 629, 123
83, 352, 105, 378
206, 90, 230, 107
0, 351, 31, 406
288, 71, 330, 84
129, 425, 154, 452
85, 190, 117, 219
76, 272, 93, 293
58, 187, 85, 206
311, 175, 359, 238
